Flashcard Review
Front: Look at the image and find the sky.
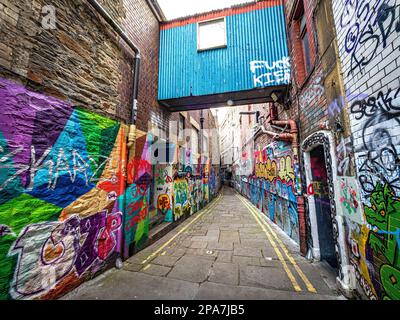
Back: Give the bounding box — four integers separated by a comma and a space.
157, 0, 255, 20
212, 108, 229, 125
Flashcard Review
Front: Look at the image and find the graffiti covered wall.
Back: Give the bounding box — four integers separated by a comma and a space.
155, 164, 173, 223
0, 77, 222, 299
235, 140, 300, 243
0, 78, 128, 299
333, 0, 400, 299
171, 163, 220, 223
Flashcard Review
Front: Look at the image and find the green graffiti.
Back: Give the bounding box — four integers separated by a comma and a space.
0, 194, 62, 300
380, 265, 400, 300
365, 183, 400, 300
173, 179, 189, 206
76, 108, 120, 180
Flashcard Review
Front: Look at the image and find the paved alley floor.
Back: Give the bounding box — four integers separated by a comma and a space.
62, 187, 344, 300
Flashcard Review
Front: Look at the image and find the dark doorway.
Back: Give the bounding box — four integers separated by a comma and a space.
310, 145, 338, 270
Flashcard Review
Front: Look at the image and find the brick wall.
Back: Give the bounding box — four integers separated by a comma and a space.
0, 0, 132, 121
0, 0, 169, 130
122, 0, 171, 133
169, 109, 218, 161
285, 0, 317, 87
284, 0, 329, 141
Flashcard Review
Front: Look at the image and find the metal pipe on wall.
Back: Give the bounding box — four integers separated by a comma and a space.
87, 0, 141, 147
87, 0, 143, 261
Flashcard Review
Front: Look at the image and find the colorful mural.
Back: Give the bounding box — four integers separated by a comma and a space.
155, 164, 173, 222
170, 163, 220, 223
347, 181, 400, 300
0, 78, 126, 300
172, 176, 191, 221
235, 140, 300, 243
0, 77, 220, 300
332, 0, 400, 300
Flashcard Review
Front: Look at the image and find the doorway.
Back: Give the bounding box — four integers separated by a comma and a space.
309, 145, 337, 270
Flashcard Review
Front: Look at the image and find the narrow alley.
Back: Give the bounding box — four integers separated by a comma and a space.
62, 187, 341, 300
1, 0, 399, 304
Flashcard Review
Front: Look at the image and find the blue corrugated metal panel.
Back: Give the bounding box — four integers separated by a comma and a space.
158, 4, 289, 101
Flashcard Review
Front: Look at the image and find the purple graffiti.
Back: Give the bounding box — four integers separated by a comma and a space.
75, 211, 107, 275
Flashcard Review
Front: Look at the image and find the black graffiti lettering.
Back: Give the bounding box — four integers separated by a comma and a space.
350, 25, 380, 74
377, 3, 397, 47
353, 88, 400, 202
344, 1, 400, 75
357, 1, 370, 21
341, 0, 359, 28
349, 88, 400, 120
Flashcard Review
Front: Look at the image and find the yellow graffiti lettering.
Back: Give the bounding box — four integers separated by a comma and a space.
278, 156, 294, 182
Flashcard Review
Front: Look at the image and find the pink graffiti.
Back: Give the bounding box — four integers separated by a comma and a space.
98, 212, 122, 260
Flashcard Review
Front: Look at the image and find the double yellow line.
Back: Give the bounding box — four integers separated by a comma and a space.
237, 194, 317, 293
141, 193, 223, 266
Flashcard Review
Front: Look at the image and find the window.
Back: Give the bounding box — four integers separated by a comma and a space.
294, 0, 311, 75
203, 135, 208, 154
192, 128, 199, 155
197, 18, 227, 51
256, 111, 260, 124
179, 146, 185, 171
299, 12, 311, 75
178, 114, 185, 141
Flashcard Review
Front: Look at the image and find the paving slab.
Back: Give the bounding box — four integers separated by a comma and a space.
167, 255, 214, 283
233, 244, 262, 257
240, 239, 271, 249
207, 241, 234, 251
195, 282, 340, 300
62, 270, 199, 300
123, 262, 144, 272
152, 255, 182, 267
232, 256, 261, 266
261, 246, 279, 259
162, 247, 187, 258
239, 265, 295, 291
208, 262, 239, 286
141, 264, 172, 277
190, 241, 208, 249
219, 230, 240, 243
216, 250, 233, 263
62, 187, 343, 301
185, 248, 218, 260
259, 257, 282, 268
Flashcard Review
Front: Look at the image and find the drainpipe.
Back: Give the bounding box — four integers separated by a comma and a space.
87, 0, 141, 150
88, 0, 141, 260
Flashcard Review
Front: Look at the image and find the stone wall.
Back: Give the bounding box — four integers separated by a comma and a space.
0, 0, 129, 121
